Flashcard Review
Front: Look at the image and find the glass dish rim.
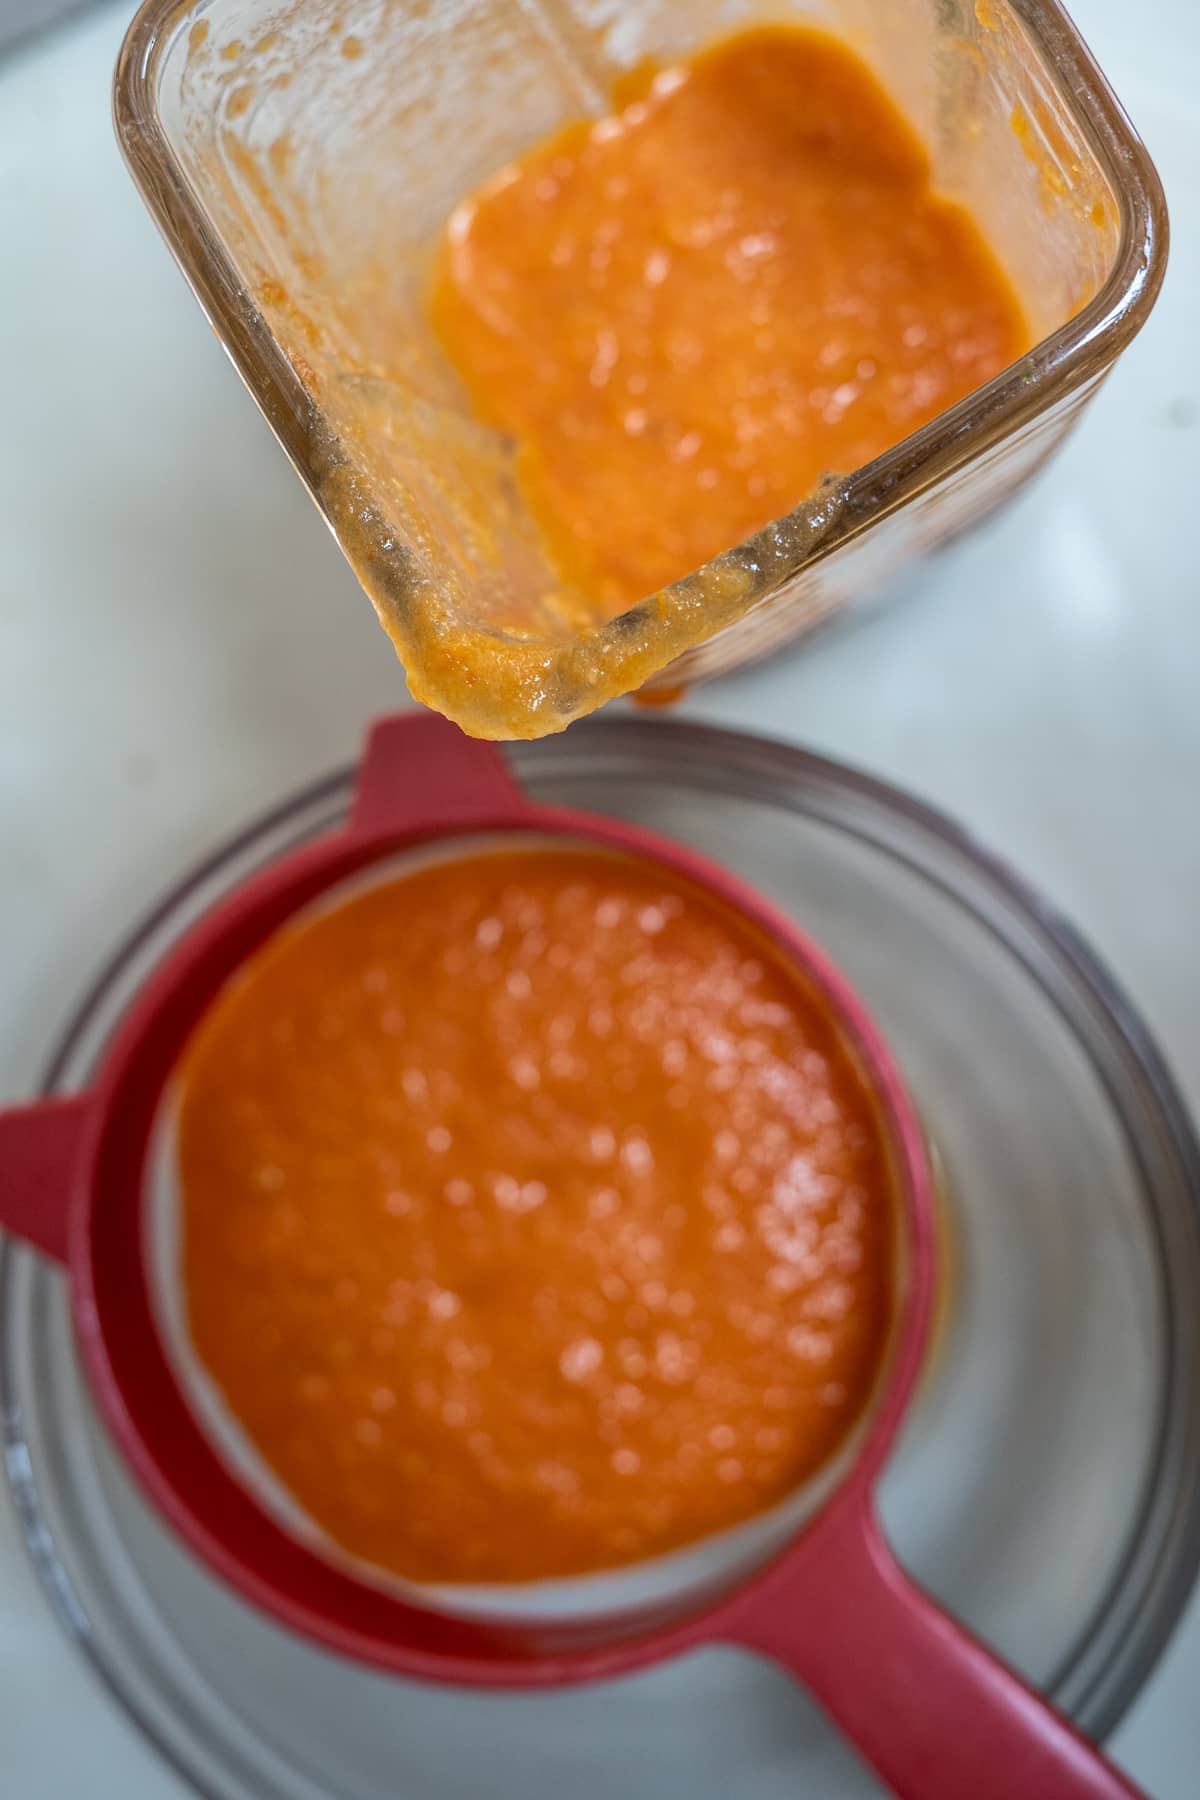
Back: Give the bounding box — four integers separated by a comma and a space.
4, 716, 1200, 1796
112, 0, 1169, 675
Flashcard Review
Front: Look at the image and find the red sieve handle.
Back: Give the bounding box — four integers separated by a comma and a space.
349, 712, 535, 841
723, 1494, 1147, 1800
0, 1095, 94, 1264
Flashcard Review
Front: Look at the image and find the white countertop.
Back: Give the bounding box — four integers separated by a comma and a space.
1, 2, 1198, 1793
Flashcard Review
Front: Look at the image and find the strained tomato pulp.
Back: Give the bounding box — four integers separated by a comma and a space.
176, 849, 896, 1583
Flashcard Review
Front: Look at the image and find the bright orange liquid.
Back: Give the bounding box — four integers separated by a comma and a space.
177, 850, 895, 1583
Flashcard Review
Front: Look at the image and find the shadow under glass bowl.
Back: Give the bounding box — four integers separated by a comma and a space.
4, 718, 1200, 1799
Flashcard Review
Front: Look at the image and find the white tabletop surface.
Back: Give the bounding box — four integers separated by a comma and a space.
1, 1, 1198, 1793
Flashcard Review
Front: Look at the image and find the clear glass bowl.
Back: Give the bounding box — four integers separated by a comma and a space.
4, 719, 1199, 1798
114, 0, 1167, 736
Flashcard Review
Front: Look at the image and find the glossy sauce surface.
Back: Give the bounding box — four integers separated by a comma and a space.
177, 848, 895, 1583
432, 27, 1028, 618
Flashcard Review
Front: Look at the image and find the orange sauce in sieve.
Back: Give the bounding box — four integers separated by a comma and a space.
176, 848, 895, 1583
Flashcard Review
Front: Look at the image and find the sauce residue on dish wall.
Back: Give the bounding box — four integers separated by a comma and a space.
208, 23, 1032, 738
431, 26, 1028, 621
176, 848, 895, 1585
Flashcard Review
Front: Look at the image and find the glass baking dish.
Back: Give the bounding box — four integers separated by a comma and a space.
115, 0, 1166, 737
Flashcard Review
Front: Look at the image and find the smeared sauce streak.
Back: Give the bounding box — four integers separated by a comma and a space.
432, 26, 1027, 618
177, 850, 894, 1584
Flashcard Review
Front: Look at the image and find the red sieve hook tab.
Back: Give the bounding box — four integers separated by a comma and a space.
0, 1094, 95, 1265
349, 712, 534, 841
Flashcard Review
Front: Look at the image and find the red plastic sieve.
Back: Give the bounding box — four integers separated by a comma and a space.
0, 712, 1143, 1800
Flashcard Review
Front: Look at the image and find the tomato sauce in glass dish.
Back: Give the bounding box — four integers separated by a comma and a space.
431, 25, 1028, 619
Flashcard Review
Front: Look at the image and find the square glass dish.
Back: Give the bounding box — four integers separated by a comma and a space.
115, 0, 1166, 737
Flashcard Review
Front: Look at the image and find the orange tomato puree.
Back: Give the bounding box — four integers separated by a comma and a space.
176, 848, 895, 1584
431, 26, 1028, 618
